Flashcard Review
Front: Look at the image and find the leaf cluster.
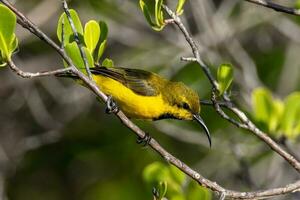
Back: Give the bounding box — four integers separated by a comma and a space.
252, 88, 300, 139
143, 162, 211, 200
56, 10, 112, 71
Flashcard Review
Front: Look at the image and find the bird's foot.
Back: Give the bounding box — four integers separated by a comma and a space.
105, 96, 119, 114
136, 133, 152, 147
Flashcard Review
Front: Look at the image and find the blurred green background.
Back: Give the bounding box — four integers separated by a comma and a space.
0, 0, 300, 199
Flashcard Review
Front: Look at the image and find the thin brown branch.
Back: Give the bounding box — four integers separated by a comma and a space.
245, 0, 300, 16
7, 60, 73, 78
2, 0, 300, 199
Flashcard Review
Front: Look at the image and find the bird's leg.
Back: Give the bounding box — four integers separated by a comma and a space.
136, 132, 152, 147
105, 95, 119, 114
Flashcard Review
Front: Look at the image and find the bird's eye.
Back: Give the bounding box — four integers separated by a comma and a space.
182, 102, 190, 110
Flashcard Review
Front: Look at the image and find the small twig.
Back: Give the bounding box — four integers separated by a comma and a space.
162, 5, 218, 89
245, 0, 300, 16
7, 60, 73, 78
61, 0, 93, 80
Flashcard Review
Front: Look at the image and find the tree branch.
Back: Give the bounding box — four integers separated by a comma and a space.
162, 4, 300, 173
244, 0, 300, 16
1, 0, 300, 199
7, 61, 73, 78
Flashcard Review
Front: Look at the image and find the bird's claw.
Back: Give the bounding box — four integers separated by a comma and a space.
136, 133, 152, 147
105, 96, 119, 114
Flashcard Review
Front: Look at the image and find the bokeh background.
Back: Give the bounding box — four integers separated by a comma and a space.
0, 0, 300, 199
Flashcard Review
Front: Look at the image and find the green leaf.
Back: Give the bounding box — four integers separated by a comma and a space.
102, 58, 114, 68
99, 21, 108, 44
217, 63, 233, 95
143, 162, 169, 184
10, 34, 18, 53
252, 88, 273, 124
269, 99, 284, 133
281, 92, 300, 139
139, 0, 156, 27
155, 0, 164, 27
169, 165, 185, 185
84, 20, 100, 54
176, 0, 186, 15
0, 5, 17, 60
65, 42, 94, 72
57, 9, 83, 46
186, 182, 212, 200
97, 40, 107, 63
251, 88, 283, 134
156, 181, 167, 199
139, 0, 165, 31
96, 21, 108, 62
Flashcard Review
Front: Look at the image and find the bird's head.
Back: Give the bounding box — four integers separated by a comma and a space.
164, 82, 211, 147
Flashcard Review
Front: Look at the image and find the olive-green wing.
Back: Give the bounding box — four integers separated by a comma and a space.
90, 67, 160, 96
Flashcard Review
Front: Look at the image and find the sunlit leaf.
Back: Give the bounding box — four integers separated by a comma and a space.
281, 92, 300, 139
176, 0, 186, 15
139, 0, 156, 27
252, 88, 273, 124
251, 87, 284, 134
155, 0, 164, 27
217, 63, 233, 95
102, 58, 114, 68
186, 181, 212, 200
10, 34, 18, 53
84, 20, 100, 54
0, 5, 17, 60
65, 42, 94, 72
169, 165, 185, 185
156, 181, 167, 199
143, 162, 169, 184
57, 9, 83, 45
97, 40, 107, 63
139, 0, 165, 31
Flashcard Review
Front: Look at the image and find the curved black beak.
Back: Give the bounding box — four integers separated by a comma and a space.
193, 114, 211, 147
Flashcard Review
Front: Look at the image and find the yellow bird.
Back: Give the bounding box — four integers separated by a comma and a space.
58, 66, 211, 146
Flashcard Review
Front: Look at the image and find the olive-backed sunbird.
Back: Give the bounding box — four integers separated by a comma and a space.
57, 66, 211, 146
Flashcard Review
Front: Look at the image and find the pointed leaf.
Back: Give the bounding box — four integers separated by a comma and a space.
139, 0, 156, 27
57, 9, 83, 45
65, 42, 94, 72
169, 165, 185, 185
102, 58, 114, 68
99, 21, 108, 44
0, 5, 17, 60
281, 92, 300, 139
10, 34, 18, 53
176, 0, 186, 15
252, 88, 273, 124
157, 181, 167, 199
217, 63, 233, 95
97, 40, 107, 62
155, 0, 164, 26
84, 20, 100, 54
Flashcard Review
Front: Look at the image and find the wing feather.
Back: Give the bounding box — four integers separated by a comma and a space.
90, 67, 160, 96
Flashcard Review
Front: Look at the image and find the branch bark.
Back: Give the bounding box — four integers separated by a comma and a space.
244, 0, 300, 16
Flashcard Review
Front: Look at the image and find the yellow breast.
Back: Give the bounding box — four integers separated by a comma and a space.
93, 75, 171, 119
